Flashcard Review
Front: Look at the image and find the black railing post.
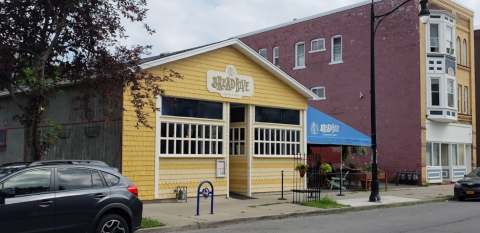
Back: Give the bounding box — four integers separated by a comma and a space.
279, 170, 287, 200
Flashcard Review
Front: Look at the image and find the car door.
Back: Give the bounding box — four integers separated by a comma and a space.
54, 167, 111, 233
0, 168, 55, 233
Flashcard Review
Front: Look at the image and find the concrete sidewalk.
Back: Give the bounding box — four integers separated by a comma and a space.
140, 183, 454, 232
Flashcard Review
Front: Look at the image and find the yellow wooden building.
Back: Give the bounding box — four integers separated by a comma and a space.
121, 39, 319, 200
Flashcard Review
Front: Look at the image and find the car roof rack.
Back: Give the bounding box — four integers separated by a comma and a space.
28, 160, 109, 167
0, 162, 32, 167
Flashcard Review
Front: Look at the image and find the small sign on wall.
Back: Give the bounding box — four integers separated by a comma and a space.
207, 65, 254, 99
216, 159, 226, 177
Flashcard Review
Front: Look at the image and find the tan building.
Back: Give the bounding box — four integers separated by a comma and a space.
121, 39, 318, 200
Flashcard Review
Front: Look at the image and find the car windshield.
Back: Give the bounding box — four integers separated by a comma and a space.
466, 168, 480, 178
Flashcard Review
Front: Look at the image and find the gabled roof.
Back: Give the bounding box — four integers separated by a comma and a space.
140, 38, 320, 100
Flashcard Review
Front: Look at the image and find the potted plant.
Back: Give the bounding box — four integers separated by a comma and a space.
320, 163, 332, 175
294, 163, 309, 178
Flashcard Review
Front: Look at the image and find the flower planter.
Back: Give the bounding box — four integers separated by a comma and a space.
298, 168, 306, 178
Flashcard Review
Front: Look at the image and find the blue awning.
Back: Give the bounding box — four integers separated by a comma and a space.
307, 106, 371, 146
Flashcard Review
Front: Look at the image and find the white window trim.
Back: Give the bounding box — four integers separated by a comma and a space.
273, 47, 279, 66
464, 86, 468, 114
456, 37, 461, 63
457, 85, 462, 112
429, 77, 441, 107
329, 35, 343, 65
252, 126, 302, 157
229, 127, 246, 156
462, 40, 467, 66
429, 24, 440, 53
446, 78, 454, 108
294, 42, 306, 69
309, 38, 325, 53
158, 119, 227, 158
311, 86, 326, 99
259, 48, 267, 59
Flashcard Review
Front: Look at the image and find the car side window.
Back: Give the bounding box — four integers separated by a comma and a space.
2, 169, 51, 195
58, 168, 93, 191
102, 172, 120, 187
92, 171, 104, 187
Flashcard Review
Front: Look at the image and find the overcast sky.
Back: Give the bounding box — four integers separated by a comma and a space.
119, 0, 480, 56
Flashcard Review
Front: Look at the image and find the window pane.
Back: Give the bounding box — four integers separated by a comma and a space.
240, 128, 245, 140
451, 144, 458, 166
3, 169, 51, 195
218, 126, 223, 139
441, 144, 449, 166
92, 171, 104, 188
426, 143, 432, 166
433, 143, 440, 166
160, 123, 167, 137
230, 107, 245, 123
162, 98, 222, 120
102, 172, 120, 187
58, 168, 92, 191
282, 109, 300, 125
447, 79, 454, 107
431, 79, 440, 106
459, 144, 465, 166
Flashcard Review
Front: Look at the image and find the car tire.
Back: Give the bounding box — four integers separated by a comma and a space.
458, 196, 465, 201
95, 214, 130, 233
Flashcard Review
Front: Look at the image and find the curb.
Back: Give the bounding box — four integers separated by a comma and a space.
139, 198, 450, 233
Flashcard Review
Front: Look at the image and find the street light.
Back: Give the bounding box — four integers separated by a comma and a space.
369, 0, 430, 202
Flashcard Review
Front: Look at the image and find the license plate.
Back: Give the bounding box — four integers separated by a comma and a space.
466, 190, 474, 195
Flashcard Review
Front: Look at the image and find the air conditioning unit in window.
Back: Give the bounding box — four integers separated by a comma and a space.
446, 48, 450, 54
450, 48, 454, 55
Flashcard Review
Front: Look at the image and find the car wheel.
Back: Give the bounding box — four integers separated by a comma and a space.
95, 214, 129, 233
458, 196, 465, 201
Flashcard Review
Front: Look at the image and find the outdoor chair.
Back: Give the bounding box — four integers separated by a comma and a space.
329, 171, 348, 190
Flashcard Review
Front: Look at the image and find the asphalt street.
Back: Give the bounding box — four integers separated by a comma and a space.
174, 199, 480, 233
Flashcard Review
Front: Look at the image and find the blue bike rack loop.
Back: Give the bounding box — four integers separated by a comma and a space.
196, 180, 214, 216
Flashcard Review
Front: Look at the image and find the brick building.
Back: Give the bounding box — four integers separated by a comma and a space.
238, 0, 476, 184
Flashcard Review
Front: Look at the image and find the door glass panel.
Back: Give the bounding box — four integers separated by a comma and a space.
451, 144, 458, 166
2, 169, 51, 195
432, 143, 440, 166
426, 143, 432, 166
58, 168, 92, 191
459, 144, 465, 166
441, 144, 449, 166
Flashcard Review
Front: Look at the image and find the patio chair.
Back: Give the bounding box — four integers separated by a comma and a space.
330, 171, 348, 190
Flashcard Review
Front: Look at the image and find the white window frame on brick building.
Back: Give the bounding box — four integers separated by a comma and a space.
311, 86, 325, 99
310, 38, 325, 53
294, 42, 305, 69
273, 47, 279, 66
330, 35, 343, 64
259, 48, 267, 59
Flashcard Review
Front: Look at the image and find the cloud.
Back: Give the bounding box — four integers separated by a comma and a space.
117, 0, 480, 56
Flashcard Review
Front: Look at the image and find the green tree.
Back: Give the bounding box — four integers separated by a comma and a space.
0, 0, 181, 161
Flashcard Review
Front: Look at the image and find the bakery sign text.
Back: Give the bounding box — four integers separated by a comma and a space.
207, 65, 254, 99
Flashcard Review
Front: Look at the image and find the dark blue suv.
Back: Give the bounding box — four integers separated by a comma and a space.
0, 160, 142, 233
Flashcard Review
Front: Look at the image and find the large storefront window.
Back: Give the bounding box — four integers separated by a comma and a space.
254, 128, 301, 155
160, 122, 224, 155
162, 97, 223, 120
229, 127, 245, 155
255, 106, 300, 125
